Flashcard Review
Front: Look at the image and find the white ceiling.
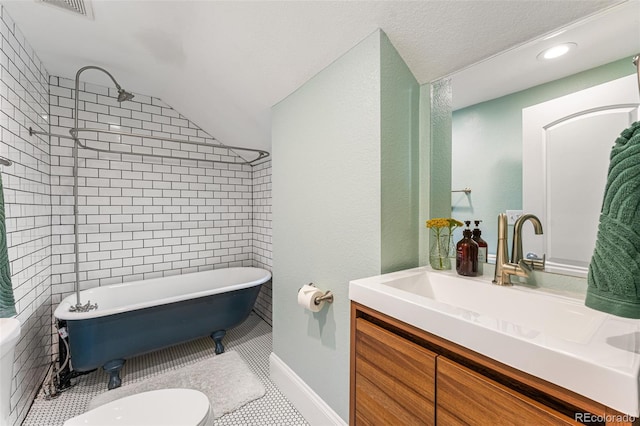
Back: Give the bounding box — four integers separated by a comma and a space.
450, 0, 640, 110
1, 0, 625, 152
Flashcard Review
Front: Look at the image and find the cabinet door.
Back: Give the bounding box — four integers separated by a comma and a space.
354, 318, 437, 425
436, 356, 577, 425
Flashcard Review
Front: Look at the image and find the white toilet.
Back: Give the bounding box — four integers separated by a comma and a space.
0, 318, 21, 426
63, 388, 213, 426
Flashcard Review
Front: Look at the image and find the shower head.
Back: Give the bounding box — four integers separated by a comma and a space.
117, 88, 135, 102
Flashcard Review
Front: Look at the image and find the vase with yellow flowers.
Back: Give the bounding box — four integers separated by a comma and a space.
426, 218, 463, 270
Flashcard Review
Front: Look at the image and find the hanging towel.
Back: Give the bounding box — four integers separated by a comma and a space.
0, 173, 15, 317
585, 121, 640, 318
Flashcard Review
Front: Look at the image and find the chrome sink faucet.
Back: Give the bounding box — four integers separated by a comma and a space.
493, 213, 535, 286
511, 214, 545, 271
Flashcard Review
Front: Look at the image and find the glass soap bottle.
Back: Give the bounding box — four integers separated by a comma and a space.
472, 220, 488, 275
456, 221, 478, 277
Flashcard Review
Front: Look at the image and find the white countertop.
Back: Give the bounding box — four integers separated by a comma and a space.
349, 266, 640, 417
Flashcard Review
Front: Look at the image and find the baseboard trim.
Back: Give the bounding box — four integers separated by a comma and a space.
269, 352, 346, 426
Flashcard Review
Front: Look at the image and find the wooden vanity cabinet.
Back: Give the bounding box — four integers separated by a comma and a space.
437, 356, 575, 425
351, 302, 638, 426
354, 316, 436, 425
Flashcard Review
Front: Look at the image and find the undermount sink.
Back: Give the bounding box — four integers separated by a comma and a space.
349, 266, 640, 417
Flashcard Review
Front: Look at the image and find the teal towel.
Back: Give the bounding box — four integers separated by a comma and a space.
0, 173, 15, 317
586, 121, 640, 318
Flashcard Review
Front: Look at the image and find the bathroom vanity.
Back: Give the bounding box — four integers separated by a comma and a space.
349, 267, 640, 425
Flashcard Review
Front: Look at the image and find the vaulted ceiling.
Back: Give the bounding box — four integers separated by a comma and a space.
2, 0, 623, 152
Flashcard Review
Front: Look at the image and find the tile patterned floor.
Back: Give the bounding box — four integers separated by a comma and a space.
23, 313, 309, 426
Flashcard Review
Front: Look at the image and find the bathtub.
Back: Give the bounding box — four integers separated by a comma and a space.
54, 267, 271, 389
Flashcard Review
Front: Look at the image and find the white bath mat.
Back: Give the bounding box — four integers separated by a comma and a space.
88, 351, 265, 419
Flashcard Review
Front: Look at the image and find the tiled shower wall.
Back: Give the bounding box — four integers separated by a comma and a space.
49, 76, 255, 299
48, 77, 273, 322
0, 7, 52, 426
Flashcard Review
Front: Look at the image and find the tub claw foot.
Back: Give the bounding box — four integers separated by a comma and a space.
211, 330, 226, 354
103, 359, 125, 390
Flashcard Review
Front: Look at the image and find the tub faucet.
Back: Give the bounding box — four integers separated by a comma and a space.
493, 213, 532, 286
511, 214, 545, 271
68, 300, 98, 313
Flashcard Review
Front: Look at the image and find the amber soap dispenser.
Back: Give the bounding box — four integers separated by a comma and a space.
456, 221, 479, 276
472, 220, 488, 275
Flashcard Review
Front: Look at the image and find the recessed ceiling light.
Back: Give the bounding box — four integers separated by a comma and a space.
537, 43, 577, 60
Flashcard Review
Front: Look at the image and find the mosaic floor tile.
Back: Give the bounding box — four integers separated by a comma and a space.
23, 313, 309, 426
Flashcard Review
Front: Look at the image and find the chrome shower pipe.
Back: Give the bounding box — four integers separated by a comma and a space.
70, 66, 133, 312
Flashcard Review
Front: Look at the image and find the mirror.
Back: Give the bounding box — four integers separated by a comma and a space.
445, 1, 640, 277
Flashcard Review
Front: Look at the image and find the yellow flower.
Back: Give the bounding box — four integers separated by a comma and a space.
426, 218, 463, 229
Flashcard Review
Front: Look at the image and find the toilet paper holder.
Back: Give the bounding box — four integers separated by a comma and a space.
302, 283, 334, 305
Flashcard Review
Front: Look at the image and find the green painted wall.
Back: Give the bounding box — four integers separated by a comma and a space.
430, 79, 453, 220
272, 30, 419, 421
451, 57, 635, 254
418, 83, 432, 265
380, 32, 420, 272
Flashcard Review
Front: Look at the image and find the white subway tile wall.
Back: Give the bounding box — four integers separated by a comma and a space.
50, 75, 263, 293
0, 6, 52, 426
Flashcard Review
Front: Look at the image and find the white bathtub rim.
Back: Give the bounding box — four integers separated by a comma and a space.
55, 267, 271, 321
